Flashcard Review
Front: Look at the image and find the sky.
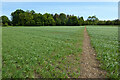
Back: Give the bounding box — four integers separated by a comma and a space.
1, 0, 119, 2
1, 2, 118, 20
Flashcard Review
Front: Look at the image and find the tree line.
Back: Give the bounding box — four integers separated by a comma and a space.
0, 9, 120, 26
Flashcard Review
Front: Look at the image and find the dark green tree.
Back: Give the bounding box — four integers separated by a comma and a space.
11, 9, 25, 26
79, 17, 84, 26
67, 16, 79, 26
33, 13, 43, 26
87, 16, 99, 25
106, 20, 114, 25
24, 11, 35, 26
9, 9, 120, 26
53, 13, 61, 26
1, 16, 10, 26
59, 13, 67, 26
43, 13, 55, 26
97, 21, 106, 25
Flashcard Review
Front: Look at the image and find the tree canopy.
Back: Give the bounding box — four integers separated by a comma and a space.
1, 9, 120, 26
1, 15, 11, 26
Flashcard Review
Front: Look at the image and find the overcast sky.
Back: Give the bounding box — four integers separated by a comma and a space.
1, 0, 120, 2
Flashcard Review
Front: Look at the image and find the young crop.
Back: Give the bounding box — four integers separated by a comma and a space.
87, 26, 119, 78
2, 26, 84, 78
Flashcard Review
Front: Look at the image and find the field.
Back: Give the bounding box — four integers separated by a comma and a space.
2, 26, 119, 78
2, 26, 84, 78
87, 26, 119, 78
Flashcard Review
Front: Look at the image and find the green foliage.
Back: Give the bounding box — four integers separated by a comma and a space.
59, 13, 67, 25
1, 16, 10, 26
43, 13, 56, 26
87, 16, 99, 25
2, 26, 84, 78
67, 16, 79, 26
79, 17, 84, 26
11, 9, 25, 26
1, 9, 120, 26
87, 26, 119, 78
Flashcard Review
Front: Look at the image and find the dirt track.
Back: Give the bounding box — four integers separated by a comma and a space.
79, 27, 106, 78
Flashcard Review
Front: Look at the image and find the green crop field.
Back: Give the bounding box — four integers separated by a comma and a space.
87, 26, 119, 78
2, 26, 119, 78
2, 26, 84, 78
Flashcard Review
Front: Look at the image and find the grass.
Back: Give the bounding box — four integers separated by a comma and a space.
2, 26, 84, 78
87, 26, 119, 78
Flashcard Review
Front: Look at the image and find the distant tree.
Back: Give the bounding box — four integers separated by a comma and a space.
59, 13, 67, 26
106, 20, 114, 25
24, 12, 35, 26
87, 16, 92, 25
91, 16, 99, 25
87, 16, 99, 25
79, 17, 84, 26
53, 13, 59, 20
43, 13, 55, 26
19, 13, 26, 26
67, 16, 79, 26
30, 10, 35, 14
53, 13, 61, 26
9, 9, 120, 26
47, 16, 56, 26
1, 16, 10, 26
33, 13, 43, 26
113, 19, 120, 25
97, 21, 106, 25
11, 9, 25, 26
55, 18, 61, 26
87, 16, 92, 21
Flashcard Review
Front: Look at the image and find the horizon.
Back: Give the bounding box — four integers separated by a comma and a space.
1, 2, 118, 20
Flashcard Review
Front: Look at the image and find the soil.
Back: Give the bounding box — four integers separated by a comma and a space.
79, 27, 107, 78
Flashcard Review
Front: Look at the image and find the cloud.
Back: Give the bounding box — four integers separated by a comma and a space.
1, 0, 119, 2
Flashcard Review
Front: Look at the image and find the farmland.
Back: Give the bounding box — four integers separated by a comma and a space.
2, 26, 119, 78
2, 26, 84, 78
87, 26, 119, 78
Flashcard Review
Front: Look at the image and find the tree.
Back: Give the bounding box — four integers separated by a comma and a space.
11, 9, 25, 26
53, 13, 61, 26
79, 17, 84, 26
106, 20, 114, 25
30, 10, 35, 14
47, 16, 56, 26
87, 16, 99, 25
43, 13, 55, 26
97, 21, 106, 25
87, 16, 92, 25
55, 18, 61, 26
91, 16, 99, 25
24, 12, 35, 26
67, 16, 79, 26
114, 19, 120, 25
1, 16, 10, 26
59, 13, 67, 26
33, 13, 43, 26
9, 9, 120, 26
19, 13, 26, 26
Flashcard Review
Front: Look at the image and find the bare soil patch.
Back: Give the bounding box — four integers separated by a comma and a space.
79, 27, 107, 78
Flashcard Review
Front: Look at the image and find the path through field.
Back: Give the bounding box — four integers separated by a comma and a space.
79, 27, 106, 78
